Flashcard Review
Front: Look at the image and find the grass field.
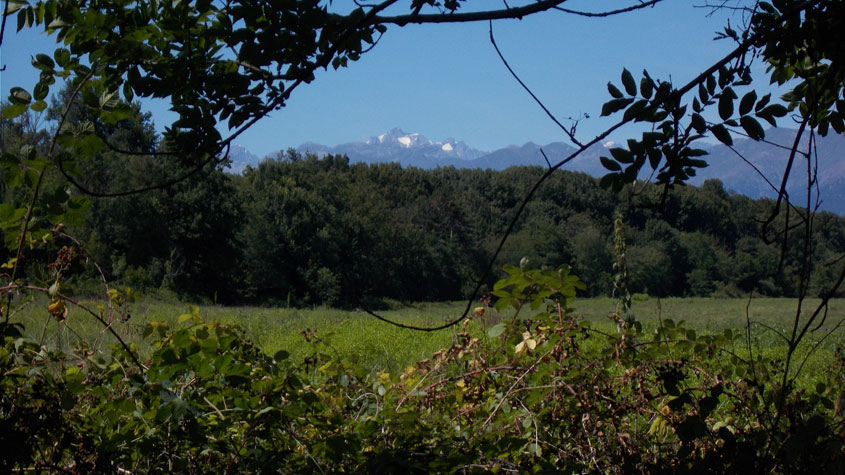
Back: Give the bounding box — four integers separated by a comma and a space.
9, 295, 844, 378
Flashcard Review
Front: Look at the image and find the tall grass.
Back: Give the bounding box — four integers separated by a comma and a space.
10, 295, 844, 379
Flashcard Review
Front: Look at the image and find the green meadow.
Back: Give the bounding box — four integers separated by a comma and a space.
14, 295, 844, 380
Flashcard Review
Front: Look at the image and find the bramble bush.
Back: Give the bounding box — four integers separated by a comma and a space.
2, 260, 843, 472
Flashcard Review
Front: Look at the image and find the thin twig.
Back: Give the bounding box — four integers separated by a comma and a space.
362, 14, 781, 331
483, 351, 551, 425
4, 71, 94, 323
489, 21, 582, 147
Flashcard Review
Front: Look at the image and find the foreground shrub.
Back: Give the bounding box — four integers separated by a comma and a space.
1, 267, 843, 472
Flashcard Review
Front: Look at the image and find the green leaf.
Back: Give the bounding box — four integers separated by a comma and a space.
487, 322, 506, 338
621, 68, 637, 96
33, 81, 49, 101
47, 18, 67, 29
740, 116, 765, 140
123, 83, 134, 102
54, 48, 71, 67
710, 124, 732, 146
30, 100, 47, 112
74, 134, 105, 156
99, 90, 120, 109
5, 1, 25, 15
9, 86, 32, 104
2, 103, 27, 119
32, 53, 55, 70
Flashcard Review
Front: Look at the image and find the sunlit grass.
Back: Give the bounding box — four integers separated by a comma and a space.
10, 295, 844, 380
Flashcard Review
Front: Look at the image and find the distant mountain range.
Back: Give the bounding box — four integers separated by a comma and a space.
226, 127, 845, 215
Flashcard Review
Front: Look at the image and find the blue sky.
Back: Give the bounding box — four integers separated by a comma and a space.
1, 1, 745, 158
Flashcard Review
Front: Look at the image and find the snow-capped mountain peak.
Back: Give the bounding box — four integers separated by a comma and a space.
368, 128, 432, 148
308, 127, 485, 164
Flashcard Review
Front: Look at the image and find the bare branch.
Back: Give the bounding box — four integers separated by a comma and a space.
489, 21, 583, 147
363, 5, 780, 331
554, 0, 662, 17
374, 0, 570, 25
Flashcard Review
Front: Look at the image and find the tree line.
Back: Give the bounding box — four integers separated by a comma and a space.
4, 98, 843, 307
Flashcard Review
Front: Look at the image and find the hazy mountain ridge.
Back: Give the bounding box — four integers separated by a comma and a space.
230, 127, 845, 215
297, 127, 486, 167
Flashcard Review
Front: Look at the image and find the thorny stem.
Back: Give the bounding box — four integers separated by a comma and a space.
4, 72, 94, 323
2, 283, 144, 372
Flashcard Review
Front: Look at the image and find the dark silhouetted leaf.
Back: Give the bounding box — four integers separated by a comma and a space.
601, 97, 634, 117
607, 82, 623, 99
710, 124, 732, 145
718, 88, 736, 120
600, 156, 622, 171
740, 115, 765, 140
621, 68, 637, 96
739, 90, 757, 116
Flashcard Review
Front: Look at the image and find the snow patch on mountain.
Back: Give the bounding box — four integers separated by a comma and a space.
306, 127, 486, 165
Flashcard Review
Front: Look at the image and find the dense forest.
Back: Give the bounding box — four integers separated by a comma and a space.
3, 97, 844, 307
